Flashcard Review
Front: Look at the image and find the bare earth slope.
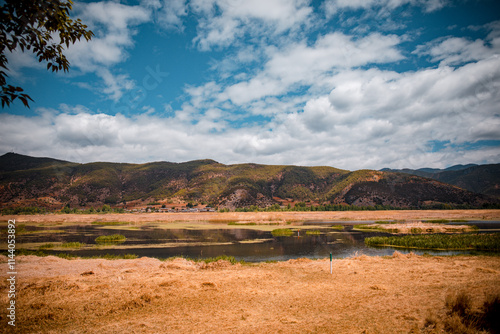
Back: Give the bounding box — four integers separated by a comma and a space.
1, 254, 499, 333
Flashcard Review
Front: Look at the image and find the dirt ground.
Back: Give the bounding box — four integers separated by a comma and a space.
1, 254, 499, 334
4, 209, 500, 226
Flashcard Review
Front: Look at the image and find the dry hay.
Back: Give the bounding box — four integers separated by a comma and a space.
2, 254, 499, 333
369, 221, 476, 234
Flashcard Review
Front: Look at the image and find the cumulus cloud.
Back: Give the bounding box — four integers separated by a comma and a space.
61, 2, 150, 101
220, 32, 403, 106
2, 51, 499, 170
2, 1, 498, 171
415, 21, 500, 65
191, 0, 313, 50
142, 0, 188, 31
324, 0, 448, 16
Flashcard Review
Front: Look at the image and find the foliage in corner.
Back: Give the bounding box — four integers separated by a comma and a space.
0, 0, 94, 107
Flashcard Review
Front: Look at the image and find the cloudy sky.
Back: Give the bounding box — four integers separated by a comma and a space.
1, 0, 499, 170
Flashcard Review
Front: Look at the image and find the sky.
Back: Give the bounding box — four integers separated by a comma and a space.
1, 0, 500, 171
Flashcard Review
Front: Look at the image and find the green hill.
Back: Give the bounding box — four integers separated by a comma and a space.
0, 153, 495, 210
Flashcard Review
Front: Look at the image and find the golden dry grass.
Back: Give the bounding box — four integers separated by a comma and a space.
1, 254, 499, 333
3, 209, 500, 226
363, 221, 476, 234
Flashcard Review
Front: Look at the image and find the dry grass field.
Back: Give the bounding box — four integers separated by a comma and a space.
1, 210, 499, 333
4, 209, 500, 226
1, 253, 499, 333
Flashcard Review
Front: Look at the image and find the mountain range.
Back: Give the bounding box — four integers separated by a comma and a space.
0, 153, 498, 210
381, 164, 500, 199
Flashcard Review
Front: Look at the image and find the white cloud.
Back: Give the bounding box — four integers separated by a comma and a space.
143, 0, 188, 31
221, 32, 404, 105
61, 2, 151, 100
415, 21, 500, 65
324, 0, 448, 16
2, 51, 499, 171
2, 1, 498, 172
191, 0, 313, 50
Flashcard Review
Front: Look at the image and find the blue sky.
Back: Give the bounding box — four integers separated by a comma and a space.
1, 0, 499, 170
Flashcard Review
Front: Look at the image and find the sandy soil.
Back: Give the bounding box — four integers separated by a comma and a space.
1, 254, 499, 333
3, 209, 500, 226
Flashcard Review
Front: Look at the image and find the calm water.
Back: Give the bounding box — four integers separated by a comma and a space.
18, 221, 500, 262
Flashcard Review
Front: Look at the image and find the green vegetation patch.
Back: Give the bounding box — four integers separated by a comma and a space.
199, 255, 242, 264
355, 224, 398, 233
89, 253, 138, 259
305, 230, 322, 235
1, 248, 138, 260
365, 233, 500, 251
61, 242, 85, 248
95, 234, 127, 244
91, 221, 130, 226
39, 243, 55, 249
27, 229, 65, 234
271, 228, 294, 237
227, 222, 257, 226
331, 225, 344, 231
165, 255, 246, 265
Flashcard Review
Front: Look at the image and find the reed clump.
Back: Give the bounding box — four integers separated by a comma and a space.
95, 234, 127, 244
365, 233, 500, 251
271, 228, 294, 237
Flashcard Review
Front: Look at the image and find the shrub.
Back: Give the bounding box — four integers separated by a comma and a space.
441, 291, 500, 333
271, 228, 294, 237
95, 234, 126, 244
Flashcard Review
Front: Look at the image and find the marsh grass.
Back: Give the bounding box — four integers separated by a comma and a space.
1, 248, 139, 260
365, 233, 500, 251
271, 228, 294, 237
227, 222, 257, 226
39, 243, 55, 249
356, 224, 398, 233
208, 219, 238, 224
199, 255, 242, 264
357, 222, 475, 234
426, 219, 450, 224
91, 221, 130, 226
95, 234, 127, 244
166, 254, 246, 265
305, 230, 321, 235
441, 291, 500, 334
331, 225, 344, 230
89, 254, 138, 259
61, 242, 85, 248
26, 229, 65, 234
410, 228, 423, 234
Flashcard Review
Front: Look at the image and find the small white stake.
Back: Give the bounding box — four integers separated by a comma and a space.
330, 252, 332, 274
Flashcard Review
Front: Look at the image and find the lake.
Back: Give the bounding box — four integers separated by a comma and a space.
17, 220, 500, 262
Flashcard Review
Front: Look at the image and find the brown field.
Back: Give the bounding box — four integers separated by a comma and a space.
3, 209, 500, 226
1, 254, 499, 333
